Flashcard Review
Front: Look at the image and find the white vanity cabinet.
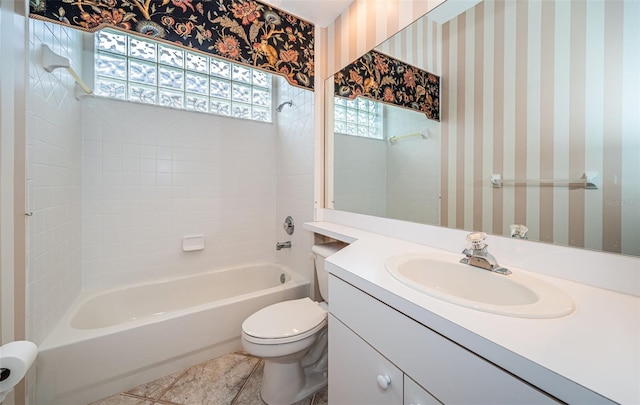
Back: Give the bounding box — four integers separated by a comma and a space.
329, 314, 403, 404
328, 275, 561, 405
329, 315, 441, 405
404, 376, 441, 405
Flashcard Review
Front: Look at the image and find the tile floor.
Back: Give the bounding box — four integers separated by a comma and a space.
89, 351, 328, 405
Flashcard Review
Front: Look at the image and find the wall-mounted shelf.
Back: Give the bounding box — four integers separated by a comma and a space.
491, 172, 599, 190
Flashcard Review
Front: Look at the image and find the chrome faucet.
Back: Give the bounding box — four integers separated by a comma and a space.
460, 232, 511, 275
276, 241, 291, 250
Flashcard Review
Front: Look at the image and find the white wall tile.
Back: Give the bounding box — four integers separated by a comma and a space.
275, 78, 316, 287
334, 134, 387, 217
27, 19, 84, 345
81, 98, 279, 290
385, 106, 440, 224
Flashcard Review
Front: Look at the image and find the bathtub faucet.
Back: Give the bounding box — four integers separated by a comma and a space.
276, 241, 291, 250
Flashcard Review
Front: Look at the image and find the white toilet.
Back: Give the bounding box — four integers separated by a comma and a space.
241, 242, 345, 405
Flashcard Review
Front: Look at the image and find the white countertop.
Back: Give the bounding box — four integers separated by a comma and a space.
305, 220, 640, 404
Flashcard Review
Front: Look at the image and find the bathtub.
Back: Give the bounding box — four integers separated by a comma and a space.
36, 263, 309, 405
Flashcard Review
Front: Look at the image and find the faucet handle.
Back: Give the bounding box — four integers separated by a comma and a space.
510, 224, 529, 239
466, 232, 487, 250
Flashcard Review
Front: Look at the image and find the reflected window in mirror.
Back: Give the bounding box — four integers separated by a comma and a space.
334, 97, 383, 140
332, 98, 440, 224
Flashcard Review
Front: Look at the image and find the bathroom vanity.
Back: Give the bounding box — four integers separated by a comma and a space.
305, 217, 639, 405
329, 276, 558, 404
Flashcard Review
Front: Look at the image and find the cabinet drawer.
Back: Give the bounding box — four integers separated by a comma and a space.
329, 275, 559, 404
329, 314, 403, 405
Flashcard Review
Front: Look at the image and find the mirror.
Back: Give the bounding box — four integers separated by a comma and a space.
326, 0, 639, 257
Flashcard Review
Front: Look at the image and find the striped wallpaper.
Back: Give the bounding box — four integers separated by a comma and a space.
376, 12, 442, 76
1, 0, 29, 402
440, 0, 639, 256
325, 0, 639, 256
324, 0, 445, 79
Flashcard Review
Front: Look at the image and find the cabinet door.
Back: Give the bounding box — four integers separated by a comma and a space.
404, 375, 441, 405
330, 276, 560, 404
329, 314, 403, 405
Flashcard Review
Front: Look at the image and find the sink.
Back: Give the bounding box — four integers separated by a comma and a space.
385, 253, 575, 318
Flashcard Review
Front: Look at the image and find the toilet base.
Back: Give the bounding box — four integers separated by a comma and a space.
259, 330, 329, 405
261, 361, 327, 405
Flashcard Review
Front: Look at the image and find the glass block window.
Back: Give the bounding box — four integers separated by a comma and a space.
94, 29, 273, 122
334, 97, 383, 139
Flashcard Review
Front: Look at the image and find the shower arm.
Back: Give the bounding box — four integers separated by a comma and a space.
276, 100, 293, 112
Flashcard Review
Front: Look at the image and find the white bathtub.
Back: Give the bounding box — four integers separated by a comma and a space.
37, 263, 309, 405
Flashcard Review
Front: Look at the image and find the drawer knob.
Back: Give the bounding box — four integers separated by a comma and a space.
376, 374, 391, 390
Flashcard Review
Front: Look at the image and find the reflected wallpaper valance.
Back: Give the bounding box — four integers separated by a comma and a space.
335, 50, 440, 121
29, 0, 315, 90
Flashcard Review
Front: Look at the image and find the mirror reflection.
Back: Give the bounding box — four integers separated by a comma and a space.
327, 0, 639, 257
333, 99, 441, 225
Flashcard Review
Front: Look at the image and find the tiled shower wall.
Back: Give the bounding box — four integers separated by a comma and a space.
333, 134, 387, 218
81, 98, 278, 290
26, 20, 315, 337
275, 78, 316, 284
386, 107, 440, 225
27, 19, 83, 345
333, 107, 440, 225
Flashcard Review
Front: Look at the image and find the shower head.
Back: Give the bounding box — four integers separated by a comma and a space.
276, 100, 293, 112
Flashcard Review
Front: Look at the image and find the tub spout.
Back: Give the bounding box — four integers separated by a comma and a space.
276, 241, 291, 250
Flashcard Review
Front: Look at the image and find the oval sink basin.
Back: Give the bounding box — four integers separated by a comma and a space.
385, 253, 575, 318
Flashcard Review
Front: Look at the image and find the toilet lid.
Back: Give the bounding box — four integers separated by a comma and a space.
242, 298, 327, 341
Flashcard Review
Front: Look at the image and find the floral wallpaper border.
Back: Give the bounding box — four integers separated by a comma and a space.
29, 0, 315, 90
335, 50, 440, 121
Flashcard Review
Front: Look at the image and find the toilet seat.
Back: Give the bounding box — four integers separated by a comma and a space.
242, 298, 327, 345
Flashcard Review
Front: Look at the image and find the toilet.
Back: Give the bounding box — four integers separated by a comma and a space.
241, 242, 345, 405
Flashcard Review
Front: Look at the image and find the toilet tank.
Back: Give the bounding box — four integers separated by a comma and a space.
312, 242, 347, 302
